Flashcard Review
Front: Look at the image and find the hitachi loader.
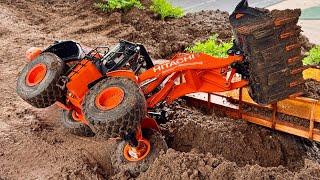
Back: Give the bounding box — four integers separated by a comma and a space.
16, 0, 315, 175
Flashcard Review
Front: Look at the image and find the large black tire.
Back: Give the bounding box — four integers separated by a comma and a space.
82, 77, 146, 138
111, 130, 168, 177
16, 52, 64, 108
60, 110, 95, 137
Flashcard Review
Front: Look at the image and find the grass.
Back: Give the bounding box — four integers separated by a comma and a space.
186, 35, 233, 57
150, 0, 184, 20
94, 0, 144, 12
303, 45, 320, 65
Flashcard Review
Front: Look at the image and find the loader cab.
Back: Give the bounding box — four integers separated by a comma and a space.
43, 41, 85, 62
95, 40, 154, 75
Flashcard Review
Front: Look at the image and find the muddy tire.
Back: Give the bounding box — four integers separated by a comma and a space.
60, 110, 94, 137
83, 77, 147, 138
111, 130, 168, 177
230, 8, 304, 105
16, 52, 64, 108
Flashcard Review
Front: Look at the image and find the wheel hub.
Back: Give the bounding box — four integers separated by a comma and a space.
95, 87, 125, 110
124, 139, 151, 162
26, 63, 47, 86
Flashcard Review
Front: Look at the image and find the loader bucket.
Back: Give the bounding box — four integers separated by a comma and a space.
229, 1, 304, 105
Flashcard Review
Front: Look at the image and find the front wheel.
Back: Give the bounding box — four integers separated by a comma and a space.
16, 52, 65, 108
60, 110, 94, 137
111, 130, 168, 177
82, 77, 147, 138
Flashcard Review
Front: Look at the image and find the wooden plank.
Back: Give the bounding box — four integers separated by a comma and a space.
241, 113, 273, 128
184, 92, 320, 143
313, 130, 320, 142
216, 88, 320, 122
303, 68, 320, 81
277, 98, 320, 123
274, 121, 310, 139
234, 108, 319, 142
242, 113, 316, 141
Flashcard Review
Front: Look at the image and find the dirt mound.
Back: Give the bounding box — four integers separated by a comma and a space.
0, 107, 115, 179
70, 7, 232, 58
3, 0, 232, 60
304, 80, 320, 99
138, 149, 320, 180
121, 8, 232, 58
161, 101, 318, 171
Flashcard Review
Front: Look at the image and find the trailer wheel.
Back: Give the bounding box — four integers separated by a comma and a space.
83, 77, 146, 138
60, 110, 94, 137
16, 52, 64, 108
111, 130, 167, 177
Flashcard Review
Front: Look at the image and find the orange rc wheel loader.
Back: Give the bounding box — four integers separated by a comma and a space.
16, 0, 305, 175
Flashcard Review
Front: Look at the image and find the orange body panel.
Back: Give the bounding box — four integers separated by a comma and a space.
57, 52, 248, 127
67, 60, 102, 99
140, 117, 160, 132
63, 60, 102, 124
106, 70, 138, 83
139, 53, 242, 82
26, 47, 42, 61
138, 53, 248, 108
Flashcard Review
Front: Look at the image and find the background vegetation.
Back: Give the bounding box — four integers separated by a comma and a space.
150, 0, 184, 20
94, 0, 144, 12
186, 35, 233, 57
303, 45, 320, 65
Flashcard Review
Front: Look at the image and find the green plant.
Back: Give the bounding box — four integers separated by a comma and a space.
186, 35, 233, 57
303, 45, 320, 65
94, 0, 144, 12
150, 0, 184, 20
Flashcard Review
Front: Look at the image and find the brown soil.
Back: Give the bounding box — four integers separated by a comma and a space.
304, 80, 320, 100
121, 9, 232, 58
0, 0, 319, 179
299, 34, 316, 55
138, 149, 320, 180
162, 101, 320, 169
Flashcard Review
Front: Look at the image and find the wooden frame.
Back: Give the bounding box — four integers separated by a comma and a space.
185, 68, 320, 142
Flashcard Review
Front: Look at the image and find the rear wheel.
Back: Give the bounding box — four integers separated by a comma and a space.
83, 77, 147, 138
60, 110, 94, 137
16, 52, 64, 108
111, 130, 168, 177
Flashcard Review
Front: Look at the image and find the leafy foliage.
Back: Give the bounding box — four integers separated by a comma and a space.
150, 0, 184, 20
303, 45, 320, 65
95, 0, 144, 12
186, 35, 233, 57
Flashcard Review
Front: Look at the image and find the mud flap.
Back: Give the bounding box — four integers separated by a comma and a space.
229, 3, 304, 105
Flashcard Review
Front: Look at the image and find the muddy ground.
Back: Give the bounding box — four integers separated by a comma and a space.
0, 0, 319, 179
